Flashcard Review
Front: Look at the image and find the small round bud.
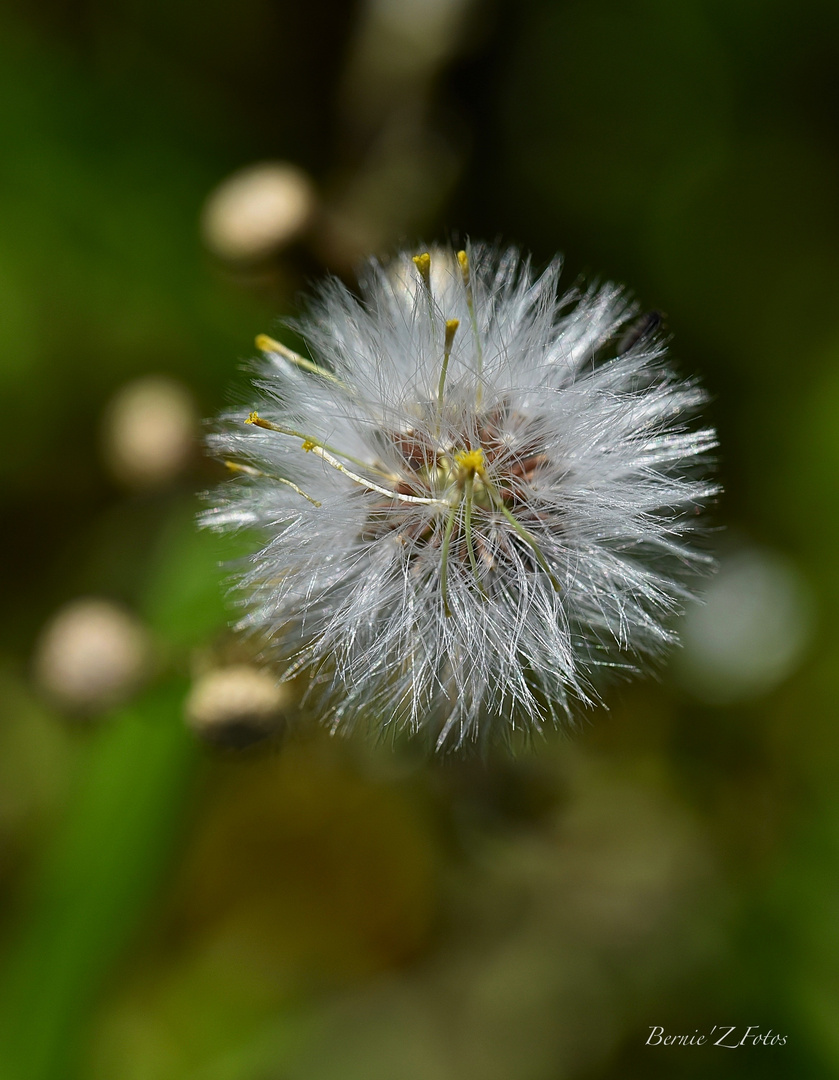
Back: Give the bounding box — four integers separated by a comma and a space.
676, 545, 814, 704
102, 376, 197, 488
201, 162, 316, 262
34, 599, 153, 715
185, 665, 289, 747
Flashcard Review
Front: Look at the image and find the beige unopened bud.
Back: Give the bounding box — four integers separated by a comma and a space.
185, 665, 288, 747
201, 162, 316, 262
675, 545, 815, 704
34, 599, 153, 715
102, 376, 197, 488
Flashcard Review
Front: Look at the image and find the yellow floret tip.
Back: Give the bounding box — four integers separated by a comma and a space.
412, 252, 431, 286
455, 448, 486, 476
255, 333, 280, 353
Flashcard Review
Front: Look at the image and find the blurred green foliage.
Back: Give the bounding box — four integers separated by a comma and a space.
1, 0, 839, 1077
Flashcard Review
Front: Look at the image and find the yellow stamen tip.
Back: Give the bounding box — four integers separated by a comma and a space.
457, 249, 469, 279
301, 439, 316, 452
445, 318, 460, 339
455, 448, 485, 476
255, 333, 280, 353
246, 412, 277, 431
412, 252, 431, 286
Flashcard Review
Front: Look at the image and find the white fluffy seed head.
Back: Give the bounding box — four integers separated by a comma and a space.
202, 242, 718, 749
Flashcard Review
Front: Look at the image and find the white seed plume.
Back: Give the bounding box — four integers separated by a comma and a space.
202, 243, 718, 748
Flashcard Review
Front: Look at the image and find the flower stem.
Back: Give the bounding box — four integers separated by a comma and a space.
224, 460, 321, 506
256, 334, 345, 386
463, 474, 486, 597
246, 413, 445, 506
437, 319, 460, 409
488, 485, 560, 591
457, 250, 484, 405
439, 500, 460, 617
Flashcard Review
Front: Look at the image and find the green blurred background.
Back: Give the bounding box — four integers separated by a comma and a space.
1, 0, 837, 1076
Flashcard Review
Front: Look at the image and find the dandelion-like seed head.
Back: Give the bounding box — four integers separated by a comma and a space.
203, 243, 718, 749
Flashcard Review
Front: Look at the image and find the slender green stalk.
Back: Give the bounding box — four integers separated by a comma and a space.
463, 474, 486, 596
246, 413, 445, 506
256, 334, 345, 386
412, 252, 436, 324
457, 250, 484, 404
225, 460, 321, 506
488, 484, 560, 591
439, 501, 460, 617
437, 319, 460, 408
246, 413, 385, 476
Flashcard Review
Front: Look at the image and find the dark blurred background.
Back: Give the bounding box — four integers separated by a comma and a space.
1, 0, 838, 1077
